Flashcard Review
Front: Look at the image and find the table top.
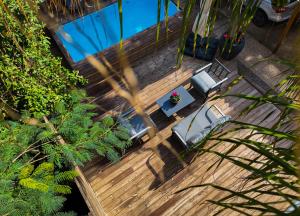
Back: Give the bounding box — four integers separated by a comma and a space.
156, 86, 195, 117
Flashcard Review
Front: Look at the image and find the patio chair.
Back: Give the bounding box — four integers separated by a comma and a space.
172, 104, 231, 148
191, 59, 231, 101
117, 108, 156, 140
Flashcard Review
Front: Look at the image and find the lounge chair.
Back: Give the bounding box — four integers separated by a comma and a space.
117, 108, 156, 140
172, 104, 231, 148
191, 59, 231, 101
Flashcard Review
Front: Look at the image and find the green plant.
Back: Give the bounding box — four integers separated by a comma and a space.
226, 0, 260, 41
0, 0, 86, 117
169, 91, 181, 104
43, 90, 132, 166
0, 121, 77, 215
0, 90, 131, 215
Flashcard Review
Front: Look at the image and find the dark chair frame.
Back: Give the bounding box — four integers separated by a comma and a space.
117, 108, 156, 141
191, 59, 232, 100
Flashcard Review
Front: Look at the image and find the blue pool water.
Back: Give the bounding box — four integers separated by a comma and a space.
56, 0, 178, 63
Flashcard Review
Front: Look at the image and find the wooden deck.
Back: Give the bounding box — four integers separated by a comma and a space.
81, 51, 288, 215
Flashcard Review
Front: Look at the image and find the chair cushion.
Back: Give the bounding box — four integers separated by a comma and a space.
187, 127, 211, 146
191, 71, 217, 94
210, 115, 231, 130
118, 113, 153, 139
129, 115, 148, 134
172, 104, 218, 142
117, 117, 136, 136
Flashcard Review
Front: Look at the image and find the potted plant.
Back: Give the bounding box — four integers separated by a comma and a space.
219, 31, 245, 60
170, 91, 181, 104
219, 1, 261, 60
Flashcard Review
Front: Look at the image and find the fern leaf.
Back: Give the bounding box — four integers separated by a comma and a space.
70, 89, 86, 104
101, 116, 115, 127
40, 194, 66, 215
36, 129, 54, 141
114, 128, 131, 141
55, 101, 66, 114
19, 165, 34, 179
19, 178, 49, 192
105, 147, 120, 162
33, 162, 54, 177
55, 170, 78, 183
104, 133, 126, 150
95, 144, 107, 157
53, 184, 72, 194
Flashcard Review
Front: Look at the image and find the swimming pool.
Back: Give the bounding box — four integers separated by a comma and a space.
56, 0, 179, 63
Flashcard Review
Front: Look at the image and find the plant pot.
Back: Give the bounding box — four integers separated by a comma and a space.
195, 37, 219, 61
219, 35, 245, 60
170, 97, 181, 104
184, 34, 219, 61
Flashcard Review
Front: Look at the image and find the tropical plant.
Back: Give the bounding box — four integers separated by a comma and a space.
0, 0, 86, 117
218, 0, 260, 58
0, 89, 131, 215
15, 89, 132, 167
227, 1, 260, 39
179, 0, 291, 61
0, 121, 78, 215
43, 90, 132, 166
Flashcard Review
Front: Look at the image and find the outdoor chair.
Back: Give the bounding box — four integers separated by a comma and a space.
172, 104, 231, 148
117, 108, 156, 141
191, 59, 231, 101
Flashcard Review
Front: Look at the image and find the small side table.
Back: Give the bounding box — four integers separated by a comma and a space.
156, 86, 195, 117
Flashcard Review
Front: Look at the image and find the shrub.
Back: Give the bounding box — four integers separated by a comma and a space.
0, 0, 86, 116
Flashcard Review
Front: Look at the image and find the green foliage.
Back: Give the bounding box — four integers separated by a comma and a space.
0, 0, 86, 116
46, 90, 132, 166
272, 0, 289, 7
0, 156, 77, 215
18, 162, 75, 194
0, 121, 77, 214
0, 90, 131, 215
